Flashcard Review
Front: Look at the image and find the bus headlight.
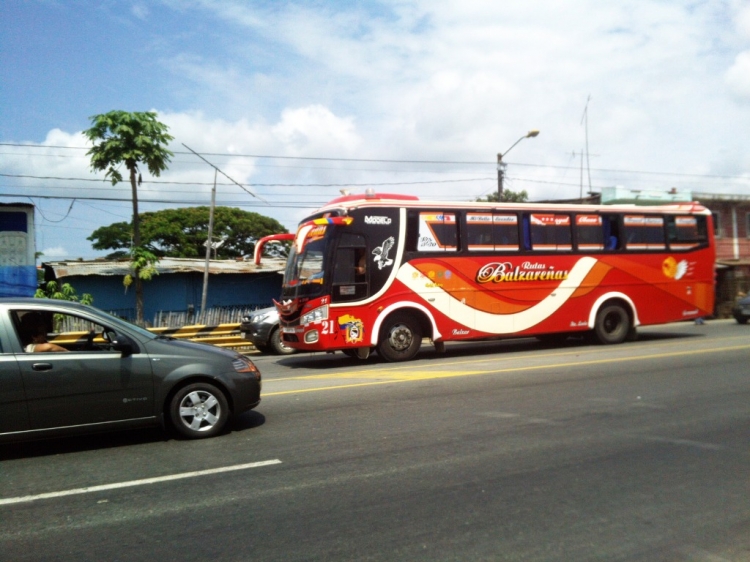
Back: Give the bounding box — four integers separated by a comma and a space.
305, 330, 319, 343
301, 305, 328, 326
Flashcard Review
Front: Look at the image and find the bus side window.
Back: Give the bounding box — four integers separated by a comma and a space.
529, 213, 571, 251
521, 215, 531, 250
465, 213, 519, 252
492, 214, 519, 251
623, 215, 665, 250
602, 215, 620, 250
333, 248, 357, 284
668, 215, 707, 250
417, 212, 457, 252
575, 214, 604, 251
332, 233, 368, 302
466, 213, 494, 251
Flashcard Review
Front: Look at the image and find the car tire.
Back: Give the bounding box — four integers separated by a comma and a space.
377, 312, 422, 362
594, 303, 630, 345
269, 327, 296, 355
253, 343, 270, 354
169, 382, 230, 439
736, 316, 748, 325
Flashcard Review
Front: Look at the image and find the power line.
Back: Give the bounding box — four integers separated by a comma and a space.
181, 142, 266, 202
2, 142, 748, 180
31, 199, 77, 223
0, 142, 491, 165
0, 172, 496, 188
0, 190, 476, 206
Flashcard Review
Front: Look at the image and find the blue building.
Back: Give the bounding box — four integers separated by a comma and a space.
0, 203, 37, 297
42, 257, 286, 324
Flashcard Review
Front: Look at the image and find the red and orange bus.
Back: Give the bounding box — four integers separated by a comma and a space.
259, 191, 715, 361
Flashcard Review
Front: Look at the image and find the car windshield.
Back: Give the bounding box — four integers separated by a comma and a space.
92, 310, 157, 339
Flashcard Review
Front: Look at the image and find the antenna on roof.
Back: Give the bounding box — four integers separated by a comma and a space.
580, 95, 592, 196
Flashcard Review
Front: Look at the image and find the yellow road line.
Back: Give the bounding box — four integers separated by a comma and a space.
262, 343, 750, 397
268, 334, 750, 383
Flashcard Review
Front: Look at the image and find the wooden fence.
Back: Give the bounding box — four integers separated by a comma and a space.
151, 306, 263, 327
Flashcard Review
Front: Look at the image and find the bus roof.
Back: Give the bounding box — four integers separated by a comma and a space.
313, 192, 709, 216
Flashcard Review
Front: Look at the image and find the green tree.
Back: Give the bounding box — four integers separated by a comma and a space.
88, 207, 288, 259
35, 280, 93, 305
475, 189, 529, 203
83, 111, 174, 324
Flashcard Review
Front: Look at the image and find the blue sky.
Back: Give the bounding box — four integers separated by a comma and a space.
1, 0, 749, 260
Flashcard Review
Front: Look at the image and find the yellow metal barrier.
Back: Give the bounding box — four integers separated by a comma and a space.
50, 324, 255, 351
149, 323, 254, 350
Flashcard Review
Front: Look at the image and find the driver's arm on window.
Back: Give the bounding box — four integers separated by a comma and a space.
25, 341, 68, 353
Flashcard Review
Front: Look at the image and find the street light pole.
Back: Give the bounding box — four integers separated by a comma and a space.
497, 129, 539, 199
497, 154, 507, 199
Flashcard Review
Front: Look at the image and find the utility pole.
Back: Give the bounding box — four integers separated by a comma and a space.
497, 154, 507, 199
181, 142, 266, 321
200, 168, 217, 319
581, 95, 592, 193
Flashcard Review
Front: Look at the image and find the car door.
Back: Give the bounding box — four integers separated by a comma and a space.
10, 307, 155, 430
0, 317, 29, 433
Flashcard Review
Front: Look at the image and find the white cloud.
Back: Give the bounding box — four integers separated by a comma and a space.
726, 51, 750, 99
271, 105, 361, 155
164, 1, 748, 181
39, 246, 70, 260
734, 1, 750, 39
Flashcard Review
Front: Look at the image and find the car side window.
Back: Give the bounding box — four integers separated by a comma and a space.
12, 309, 114, 353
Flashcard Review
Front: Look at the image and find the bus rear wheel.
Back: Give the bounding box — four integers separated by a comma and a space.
378, 313, 422, 362
594, 303, 630, 345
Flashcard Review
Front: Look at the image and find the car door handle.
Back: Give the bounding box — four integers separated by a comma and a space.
32, 363, 53, 371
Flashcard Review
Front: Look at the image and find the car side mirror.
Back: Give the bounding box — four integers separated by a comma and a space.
110, 332, 136, 357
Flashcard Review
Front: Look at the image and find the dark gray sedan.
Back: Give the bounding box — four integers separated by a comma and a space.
240, 306, 296, 355
0, 298, 261, 442
733, 293, 750, 324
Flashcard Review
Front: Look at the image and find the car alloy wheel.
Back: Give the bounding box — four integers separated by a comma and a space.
170, 383, 230, 439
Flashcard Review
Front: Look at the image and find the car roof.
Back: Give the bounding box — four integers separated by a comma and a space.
0, 298, 93, 312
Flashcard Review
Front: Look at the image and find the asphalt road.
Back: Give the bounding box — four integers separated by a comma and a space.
1, 320, 749, 561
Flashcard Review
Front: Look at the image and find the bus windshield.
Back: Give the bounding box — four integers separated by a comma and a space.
282, 236, 328, 299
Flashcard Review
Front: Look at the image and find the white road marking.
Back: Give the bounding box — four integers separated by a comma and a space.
477, 412, 560, 425
638, 436, 725, 451
0, 459, 282, 506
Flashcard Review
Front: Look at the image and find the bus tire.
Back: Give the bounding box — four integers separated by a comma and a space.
378, 313, 422, 362
594, 303, 630, 345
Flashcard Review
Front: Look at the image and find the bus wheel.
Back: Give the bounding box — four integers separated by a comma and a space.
594, 303, 630, 345
378, 313, 422, 362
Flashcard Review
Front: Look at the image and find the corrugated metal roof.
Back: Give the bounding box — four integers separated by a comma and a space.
44, 257, 287, 278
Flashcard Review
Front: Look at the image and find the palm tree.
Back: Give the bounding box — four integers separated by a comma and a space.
84, 111, 173, 324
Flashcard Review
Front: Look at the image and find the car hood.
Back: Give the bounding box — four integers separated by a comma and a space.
144, 335, 242, 360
